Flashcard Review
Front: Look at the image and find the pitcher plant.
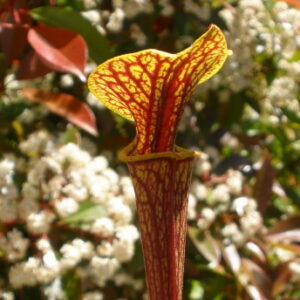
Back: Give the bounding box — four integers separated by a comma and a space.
88, 24, 229, 300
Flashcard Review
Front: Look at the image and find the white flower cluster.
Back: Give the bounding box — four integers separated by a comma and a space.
0, 159, 17, 222
204, 0, 300, 122
0, 290, 14, 300
0, 130, 139, 294
183, 0, 211, 21
81, 0, 155, 46
215, 1, 300, 93
189, 158, 264, 246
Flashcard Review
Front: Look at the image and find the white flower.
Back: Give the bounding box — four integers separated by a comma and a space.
22, 182, 40, 200
123, 0, 153, 19
220, 133, 239, 148
274, 247, 295, 262
0, 159, 14, 186
72, 239, 94, 259
62, 183, 88, 202
44, 157, 63, 174
26, 211, 55, 235
210, 184, 230, 204
221, 223, 245, 244
191, 182, 207, 200
81, 10, 102, 24
112, 225, 139, 262
112, 238, 135, 262
19, 130, 54, 156
89, 156, 108, 173
60, 74, 74, 88
9, 258, 40, 288
0, 195, 17, 222
9, 263, 32, 288
107, 196, 133, 225
60, 243, 82, 270
289, 261, 300, 276
201, 208, 216, 223
187, 194, 197, 220
54, 197, 79, 218
97, 241, 113, 257
91, 217, 115, 236
57, 143, 91, 168
232, 197, 251, 215
44, 278, 65, 300
106, 8, 125, 32
240, 211, 262, 236
0, 291, 14, 300
36, 238, 52, 253
83, 0, 98, 9
120, 176, 135, 204
83, 291, 104, 300
194, 159, 211, 175
43, 251, 59, 269
102, 168, 119, 185
88, 175, 111, 202
130, 24, 147, 47
91, 257, 120, 286
184, 0, 210, 20
114, 272, 143, 290
87, 92, 105, 108
0, 229, 29, 262
18, 197, 39, 220
158, 0, 174, 16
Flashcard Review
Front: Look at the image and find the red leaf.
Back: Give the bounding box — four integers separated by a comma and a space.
0, 22, 29, 64
188, 228, 221, 266
253, 150, 275, 215
0, 2, 30, 23
265, 213, 300, 242
22, 88, 98, 136
16, 49, 52, 79
272, 262, 293, 296
28, 24, 87, 81
0, 2, 32, 65
241, 258, 272, 299
267, 213, 300, 234
245, 285, 268, 300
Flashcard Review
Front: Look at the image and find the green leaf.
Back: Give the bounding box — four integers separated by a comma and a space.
0, 101, 31, 121
289, 49, 300, 62
61, 124, 81, 145
30, 6, 112, 63
56, 0, 83, 10
189, 280, 204, 300
281, 107, 300, 123
62, 270, 81, 300
62, 201, 106, 224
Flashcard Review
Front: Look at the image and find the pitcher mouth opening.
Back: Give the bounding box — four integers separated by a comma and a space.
118, 140, 201, 163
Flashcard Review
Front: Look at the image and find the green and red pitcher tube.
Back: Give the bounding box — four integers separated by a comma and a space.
120, 143, 199, 300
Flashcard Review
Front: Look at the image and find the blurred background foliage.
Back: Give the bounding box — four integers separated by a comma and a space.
0, 0, 300, 299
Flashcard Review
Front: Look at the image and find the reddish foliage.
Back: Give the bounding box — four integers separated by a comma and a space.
28, 23, 87, 81
0, 22, 29, 64
0, 1, 88, 80
16, 49, 51, 79
253, 150, 275, 215
22, 88, 98, 136
0, 1, 31, 65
